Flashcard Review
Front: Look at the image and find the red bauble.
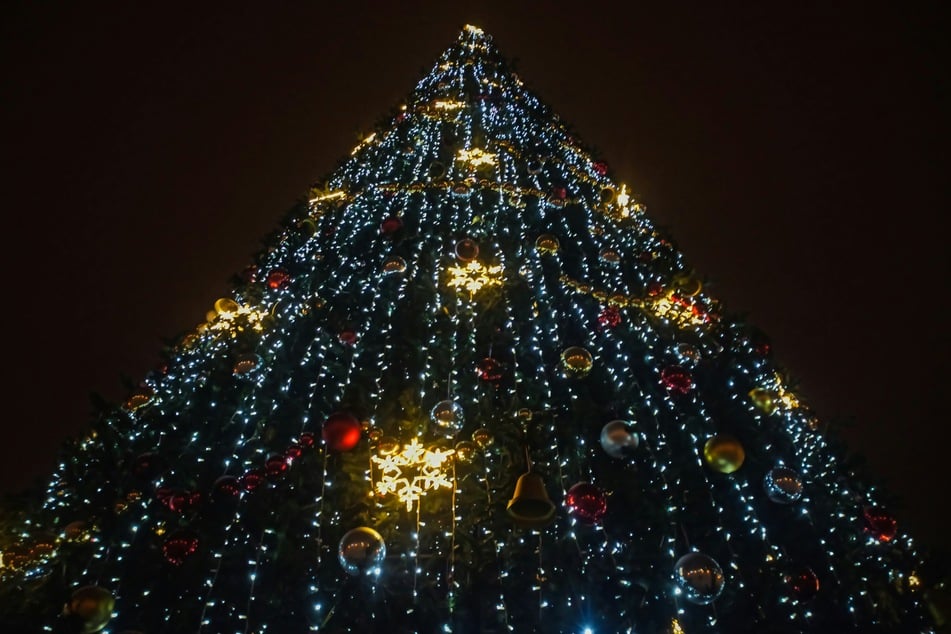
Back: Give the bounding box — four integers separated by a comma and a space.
266, 268, 291, 290
284, 443, 303, 461
593, 161, 609, 176
241, 468, 266, 492
323, 412, 362, 452
298, 432, 316, 449
455, 238, 480, 262
784, 565, 820, 601
162, 530, 199, 566
155, 486, 175, 506
476, 357, 503, 382
212, 475, 241, 501
380, 216, 403, 236
339, 329, 358, 346
565, 482, 607, 524
131, 452, 167, 481
660, 366, 693, 395
265, 454, 289, 478
646, 281, 664, 297
862, 506, 898, 542
168, 490, 201, 513
598, 306, 622, 329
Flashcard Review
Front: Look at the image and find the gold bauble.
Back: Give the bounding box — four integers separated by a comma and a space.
749, 388, 778, 414
123, 389, 153, 412
534, 234, 560, 254
472, 428, 493, 448
454, 440, 479, 463
382, 256, 407, 274
703, 434, 745, 474
214, 297, 240, 315
232, 353, 263, 375
561, 346, 594, 378
65, 585, 115, 633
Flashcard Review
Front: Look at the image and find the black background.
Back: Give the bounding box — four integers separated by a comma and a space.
1, 2, 947, 554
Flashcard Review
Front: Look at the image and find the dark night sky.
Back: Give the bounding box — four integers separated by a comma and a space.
1, 3, 947, 553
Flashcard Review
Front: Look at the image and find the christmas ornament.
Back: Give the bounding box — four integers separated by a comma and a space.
535, 233, 560, 254
162, 530, 199, 566
862, 506, 898, 542
455, 238, 479, 262
507, 472, 556, 529
380, 216, 403, 236
266, 268, 291, 290
284, 443, 303, 461
338, 527, 386, 576
323, 412, 362, 452
241, 468, 265, 492
660, 365, 693, 394
674, 342, 701, 367
599, 186, 616, 205
472, 428, 493, 448
382, 255, 406, 274
64, 520, 92, 542
646, 281, 664, 297
599, 246, 620, 264
600, 420, 639, 459
565, 482, 607, 524
749, 388, 779, 414
598, 306, 622, 328
338, 329, 358, 346
453, 440, 478, 463
211, 475, 241, 501
265, 454, 289, 478
65, 585, 115, 633
431, 399, 464, 435
298, 431, 316, 448
476, 357, 503, 382
763, 466, 803, 504
674, 276, 702, 297
593, 161, 608, 176
214, 297, 240, 315
167, 490, 201, 513
561, 346, 593, 378
428, 161, 446, 179
124, 388, 154, 411
131, 452, 167, 481
703, 434, 745, 474
784, 565, 820, 601
674, 552, 725, 605
232, 352, 263, 375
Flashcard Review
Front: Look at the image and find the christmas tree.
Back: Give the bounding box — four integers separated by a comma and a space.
0, 24, 942, 634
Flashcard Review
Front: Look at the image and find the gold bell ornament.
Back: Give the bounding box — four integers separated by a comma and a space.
506, 472, 556, 529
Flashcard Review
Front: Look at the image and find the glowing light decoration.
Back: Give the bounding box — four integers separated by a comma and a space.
432, 99, 465, 111
371, 439, 456, 511
207, 302, 270, 335
650, 291, 712, 327
457, 147, 497, 168
446, 261, 503, 296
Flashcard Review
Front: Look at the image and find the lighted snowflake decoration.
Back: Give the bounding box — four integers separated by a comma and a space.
446, 261, 503, 296
371, 439, 455, 511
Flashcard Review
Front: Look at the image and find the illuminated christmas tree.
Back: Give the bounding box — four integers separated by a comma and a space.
0, 25, 942, 634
